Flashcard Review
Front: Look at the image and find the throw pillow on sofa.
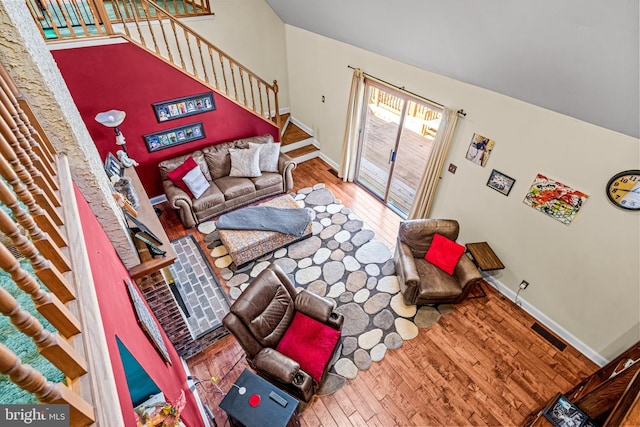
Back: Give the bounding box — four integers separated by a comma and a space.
249, 142, 281, 172
166, 156, 198, 198
229, 145, 262, 177
182, 166, 211, 199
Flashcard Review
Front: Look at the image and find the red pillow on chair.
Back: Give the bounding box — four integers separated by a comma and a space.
424, 233, 466, 275
166, 156, 198, 198
276, 312, 341, 382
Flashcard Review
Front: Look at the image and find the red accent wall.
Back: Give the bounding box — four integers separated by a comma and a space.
75, 184, 203, 427
53, 42, 278, 197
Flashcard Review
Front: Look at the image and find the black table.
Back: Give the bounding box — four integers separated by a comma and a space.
219, 369, 299, 427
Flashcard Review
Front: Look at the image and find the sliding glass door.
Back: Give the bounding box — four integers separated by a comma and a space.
355, 80, 442, 217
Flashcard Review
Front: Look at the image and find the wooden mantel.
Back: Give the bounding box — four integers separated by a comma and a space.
123, 167, 176, 279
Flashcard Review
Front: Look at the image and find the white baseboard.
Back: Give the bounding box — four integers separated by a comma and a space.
289, 116, 314, 137
481, 274, 609, 367
319, 152, 339, 171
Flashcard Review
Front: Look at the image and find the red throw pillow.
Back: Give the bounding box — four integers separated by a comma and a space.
276, 312, 341, 382
166, 157, 197, 198
424, 233, 466, 275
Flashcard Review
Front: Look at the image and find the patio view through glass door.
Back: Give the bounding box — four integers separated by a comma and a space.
356, 80, 442, 217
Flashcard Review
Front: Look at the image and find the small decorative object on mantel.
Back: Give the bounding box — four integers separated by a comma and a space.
523, 174, 588, 225
95, 109, 138, 167
465, 133, 494, 167
143, 122, 205, 152
605, 169, 640, 210
152, 92, 215, 123
113, 176, 139, 209
486, 169, 515, 196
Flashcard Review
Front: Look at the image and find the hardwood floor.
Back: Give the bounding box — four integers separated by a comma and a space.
160, 158, 598, 426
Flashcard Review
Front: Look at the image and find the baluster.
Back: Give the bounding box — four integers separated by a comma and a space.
0, 343, 94, 426
273, 80, 280, 132
0, 92, 61, 208
170, 20, 186, 68
156, 9, 175, 65
0, 155, 70, 267
196, 39, 209, 85
0, 66, 56, 168
0, 132, 63, 228
0, 239, 79, 338
257, 81, 265, 118
219, 53, 229, 95
139, 0, 161, 57
239, 69, 247, 106
0, 270, 86, 379
51, 0, 78, 39
230, 62, 239, 102
248, 74, 256, 113
208, 46, 219, 90
0, 201, 74, 302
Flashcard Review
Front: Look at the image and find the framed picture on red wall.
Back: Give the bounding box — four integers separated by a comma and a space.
152, 92, 215, 123
144, 122, 206, 152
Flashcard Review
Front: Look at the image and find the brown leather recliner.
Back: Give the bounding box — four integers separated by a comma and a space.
222, 264, 344, 402
394, 219, 483, 305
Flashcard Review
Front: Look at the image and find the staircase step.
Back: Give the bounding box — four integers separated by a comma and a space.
282, 122, 312, 146
277, 113, 290, 132
287, 144, 319, 163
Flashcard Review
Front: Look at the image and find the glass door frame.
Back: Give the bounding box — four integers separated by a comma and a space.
354, 78, 440, 218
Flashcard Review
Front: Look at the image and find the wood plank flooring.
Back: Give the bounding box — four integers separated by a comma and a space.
159, 158, 597, 426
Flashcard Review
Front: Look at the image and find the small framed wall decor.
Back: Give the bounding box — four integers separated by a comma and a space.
104, 152, 124, 179
143, 122, 205, 152
152, 92, 215, 123
486, 169, 515, 196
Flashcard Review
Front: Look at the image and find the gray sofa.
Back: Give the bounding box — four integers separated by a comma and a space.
159, 134, 296, 228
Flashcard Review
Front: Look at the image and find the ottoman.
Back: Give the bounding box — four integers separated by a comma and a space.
217, 195, 312, 266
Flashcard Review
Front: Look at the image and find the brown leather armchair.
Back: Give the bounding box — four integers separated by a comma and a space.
394, 219, 483, 305
222, 264, 344, 402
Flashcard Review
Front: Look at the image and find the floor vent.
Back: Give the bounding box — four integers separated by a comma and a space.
329, 168, 339, 177
531, 322, 567, 351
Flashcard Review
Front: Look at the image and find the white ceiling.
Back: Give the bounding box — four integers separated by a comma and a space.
265, 0, 640, 138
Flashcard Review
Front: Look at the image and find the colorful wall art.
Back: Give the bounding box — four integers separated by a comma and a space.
465, 133, 495, 167
523, 174, 589, 225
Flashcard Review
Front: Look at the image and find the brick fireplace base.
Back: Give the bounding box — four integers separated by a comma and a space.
135, 270, 229, 360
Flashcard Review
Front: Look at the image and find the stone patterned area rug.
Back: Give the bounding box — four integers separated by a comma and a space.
205, 184, 453, 380
169, 234, 231, 339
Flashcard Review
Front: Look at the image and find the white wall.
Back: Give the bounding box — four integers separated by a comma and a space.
186, 0, 290, 108
283, 25, 640, 362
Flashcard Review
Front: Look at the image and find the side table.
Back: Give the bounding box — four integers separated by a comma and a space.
219, 369, 300, 427
465, 241, 505, 298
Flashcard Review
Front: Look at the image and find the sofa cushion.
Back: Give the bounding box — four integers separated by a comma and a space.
214, 176, 256, 200
249, 142, 281, 172
415, 259, 463, 299
191, 183, 225, 211
424, 233, 465, 275
203, 149, 231, 180
166, 156, 198, 197
182, 165, 211, 199
229, 146, 262, 177
276, 312, 341, 382
251, 172, 282, 190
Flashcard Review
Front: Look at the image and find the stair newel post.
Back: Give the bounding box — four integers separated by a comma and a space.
273, 80, 281, 138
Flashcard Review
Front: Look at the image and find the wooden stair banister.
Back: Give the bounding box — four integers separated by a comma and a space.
109, 0, 281, 135
0, 61, 122, 425
604, 370, 640, 426
0, 342, 95, 426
